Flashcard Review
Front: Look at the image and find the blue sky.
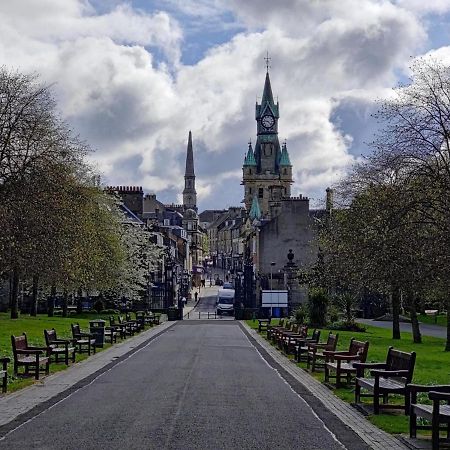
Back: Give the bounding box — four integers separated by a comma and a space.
1, 0, 450, 210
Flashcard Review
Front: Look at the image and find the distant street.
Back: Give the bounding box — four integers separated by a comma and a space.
185, 285, 234, 320
0, 320, 363, 449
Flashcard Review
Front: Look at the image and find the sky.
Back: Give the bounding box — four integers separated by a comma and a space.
2, 1, 450, 211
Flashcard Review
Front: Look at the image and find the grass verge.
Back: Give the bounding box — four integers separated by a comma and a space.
245, 318, 450, 436
0, 312, 153, 392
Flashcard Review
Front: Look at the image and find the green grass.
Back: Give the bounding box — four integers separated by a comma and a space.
246, 318, 450, 436
0, 312, 147, 392
418, 313, 447, 327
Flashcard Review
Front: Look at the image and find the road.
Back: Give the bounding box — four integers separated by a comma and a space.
0, 321, 367, 449
185, 286, 234, 320
357, 319, 446, 339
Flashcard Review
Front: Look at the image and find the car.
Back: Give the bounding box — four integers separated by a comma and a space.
222, 282, 234, 290
216, 288, 235, 316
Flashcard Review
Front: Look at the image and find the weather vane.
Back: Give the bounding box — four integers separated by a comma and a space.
264, 51, 271, 72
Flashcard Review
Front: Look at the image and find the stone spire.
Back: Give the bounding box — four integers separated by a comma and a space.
261, 71, 275, 108
183, 130, 197, 211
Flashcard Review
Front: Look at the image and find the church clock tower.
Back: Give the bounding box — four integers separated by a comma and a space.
183, 130, 197, 211
242, 64, 293, 218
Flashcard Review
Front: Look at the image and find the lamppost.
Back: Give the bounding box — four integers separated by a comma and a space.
270, 262, 276, 291
234, 269, 244, 319
164, 254, 174, 311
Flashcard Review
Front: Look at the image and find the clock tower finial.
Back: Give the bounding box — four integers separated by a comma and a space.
264, 51, 271, 73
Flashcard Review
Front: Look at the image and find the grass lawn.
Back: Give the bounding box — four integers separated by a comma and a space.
246, 318, 450, 436
418, 313, 447, 327
0, 312, 143, 392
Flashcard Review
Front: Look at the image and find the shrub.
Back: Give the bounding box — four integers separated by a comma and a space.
100, 309, 119, 314
93, 299, 104, 313
308, 288, 329, 327
294, 305, 308, 324
328, 321, 366, 332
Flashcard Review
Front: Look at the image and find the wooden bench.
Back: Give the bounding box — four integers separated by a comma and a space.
294, 329, 321, 362
267, 318, 285, 341
258, 318, 271, 333
126, 313, 140, 333
118, 316, 135, 336
409, 384, 450, 450
0, 354, 10, 393
270, 321, 293, 344
71, 323, 96, 355
44, 329, 76, 365
280, 325, 308, 354
104, 325, 118, 344
110, 316, 127, 339
11, 333, 50, 380
324, 338, 369, 387
307, 333, 339, 372
354, 347, 416, 415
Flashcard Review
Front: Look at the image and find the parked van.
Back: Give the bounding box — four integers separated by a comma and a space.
216, 289, 235, 316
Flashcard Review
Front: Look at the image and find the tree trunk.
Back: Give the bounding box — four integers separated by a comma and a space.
10, 268, 20, 319
409, 293, 422, 344
30, 275, 39, 317
62, 290, 68, 317
391, 285, 401, 339
48, 285, 56, 317
76, 288, 83, 314
446, 297, 450, 351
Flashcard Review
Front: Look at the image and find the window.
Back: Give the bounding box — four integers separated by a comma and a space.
249, 169, 252, 175
163, 219, 170, 226
187, 222, 193, 230
258, 188, 264, 198
249, 187, 252, 194
283, 168, 287, 175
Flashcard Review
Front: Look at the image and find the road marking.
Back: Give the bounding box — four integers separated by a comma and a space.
0, 328, 171, 442
239, 327, 347, 450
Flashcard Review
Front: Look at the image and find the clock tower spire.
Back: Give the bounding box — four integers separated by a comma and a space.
183, 130, 197, 211
242, 62, 293, 217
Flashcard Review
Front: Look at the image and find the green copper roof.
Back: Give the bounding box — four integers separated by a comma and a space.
243, 142, 257, 166
249, 195, 262, 221
279, 142, 291, 166
261, 71, 275, 107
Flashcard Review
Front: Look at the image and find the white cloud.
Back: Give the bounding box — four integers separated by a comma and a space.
0, 0, 446, 209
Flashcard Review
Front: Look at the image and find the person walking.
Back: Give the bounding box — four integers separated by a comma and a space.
194, 291, 198, 303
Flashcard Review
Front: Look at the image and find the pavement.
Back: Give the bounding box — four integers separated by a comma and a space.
357, 319, 446, 339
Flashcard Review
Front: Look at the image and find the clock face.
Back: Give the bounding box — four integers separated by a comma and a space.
261, 115, 275, 129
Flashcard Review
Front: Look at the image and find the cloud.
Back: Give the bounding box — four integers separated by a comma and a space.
0, 0, 445, 210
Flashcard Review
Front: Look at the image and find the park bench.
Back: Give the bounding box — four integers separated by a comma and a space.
276, 323, 301, 349
71, 323, 96, 355
324, 338, 369, 387
135, 311, 146, 331
306, 333, 339, 372
104, 324, 118, 344
280, 325, 308, 353
109, 316, 127, 339
270, 321, 293, 343
147, 311, 161, 325
409, 384, 450, 450
11, 333, 50, 380
266, 318, 285, 341
118, 316, 135, 336
44, 328, 76, 365
258, 318, 271, 333
126, 313, 140, 333
294, 329, 321, 362
0, 354, 10, 393
354, 346, 416, 415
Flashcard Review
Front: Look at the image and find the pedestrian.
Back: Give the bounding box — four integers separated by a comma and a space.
194, 291, 198, 303
201, 279, 205, 288
181, 296, 186, 308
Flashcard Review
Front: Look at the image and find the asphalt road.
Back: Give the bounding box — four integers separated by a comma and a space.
0, 320, 366, 450
187, 288, 234, 320
357, 318, 446, 339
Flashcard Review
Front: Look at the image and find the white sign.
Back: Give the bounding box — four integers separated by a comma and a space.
261, 290, 288, 307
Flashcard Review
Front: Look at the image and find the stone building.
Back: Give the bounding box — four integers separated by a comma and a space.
240, 69, 320, 308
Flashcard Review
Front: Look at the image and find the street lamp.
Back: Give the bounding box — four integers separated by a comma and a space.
270, 262, 276, 291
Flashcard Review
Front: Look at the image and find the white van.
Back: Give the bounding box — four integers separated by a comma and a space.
216, 288, 235, 316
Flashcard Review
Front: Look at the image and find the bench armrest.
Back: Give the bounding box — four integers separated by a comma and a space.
15, 349, 44, 355
333, 354, 363, 361
429, 391, 450, 401
308, 343, 327, 349
0, 357, 10, 363
408, 384, 450, 393
370, 369, 409, 377
51, 339, 71, 344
